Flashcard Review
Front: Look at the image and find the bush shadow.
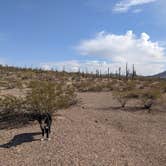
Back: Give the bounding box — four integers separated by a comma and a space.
0, 112, 35, 130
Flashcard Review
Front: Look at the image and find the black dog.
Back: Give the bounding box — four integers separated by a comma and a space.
39, 113, 52, 140
31, 113, 52, 141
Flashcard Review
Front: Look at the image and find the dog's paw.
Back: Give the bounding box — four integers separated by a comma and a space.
41, 138, 44, 141
47, 138, 51, 141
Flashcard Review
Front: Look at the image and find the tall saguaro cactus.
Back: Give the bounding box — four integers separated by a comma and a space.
125, 63, 129, 80
132, 64, 136, 80
107, 67, 110, 79
118, 67, 121, 80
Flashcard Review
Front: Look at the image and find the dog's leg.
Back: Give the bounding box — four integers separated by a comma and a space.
46, 128, 51, 140
48, 115, 52, 133
46, 128, 49, 138
49, 125, 51, 133
41, 128, 45, 141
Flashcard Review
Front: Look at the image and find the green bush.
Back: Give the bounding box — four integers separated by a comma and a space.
26, 81, 77, 114
0, 95, 25, 113
0, 81, 77, 115
26, 81, 57, 113
0, 81, 77, 129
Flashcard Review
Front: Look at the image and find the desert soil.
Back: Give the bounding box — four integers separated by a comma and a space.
0, 92, 166, 166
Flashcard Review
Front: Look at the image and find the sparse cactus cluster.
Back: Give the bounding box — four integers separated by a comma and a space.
0, 63, 138, 82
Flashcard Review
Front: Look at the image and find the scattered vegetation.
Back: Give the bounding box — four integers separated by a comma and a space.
0, 78, 77, 129
139, 89, 161, 112
0, 95, 24, 113
0, 64, 165, 129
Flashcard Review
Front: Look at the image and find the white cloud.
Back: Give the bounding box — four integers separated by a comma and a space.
113, 0, 157, 13
75, 30, 166, 75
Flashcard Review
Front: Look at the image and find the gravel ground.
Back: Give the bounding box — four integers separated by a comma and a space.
0, 92, 166, 166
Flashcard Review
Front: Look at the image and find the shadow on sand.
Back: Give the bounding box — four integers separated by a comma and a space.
95, 106, 143, 111
0, 132, 41, 148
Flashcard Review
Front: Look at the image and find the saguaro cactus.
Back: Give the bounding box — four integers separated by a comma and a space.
107, 67, 110, 78
118, 67, 121, 80
125, 63, 129, 80
132, 64, 136, 80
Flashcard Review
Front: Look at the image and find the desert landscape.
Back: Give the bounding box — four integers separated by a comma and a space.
0, 66, 166, 166
1, 1, 166, 165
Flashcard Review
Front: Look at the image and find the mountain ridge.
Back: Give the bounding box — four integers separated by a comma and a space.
151, 71, 166, 78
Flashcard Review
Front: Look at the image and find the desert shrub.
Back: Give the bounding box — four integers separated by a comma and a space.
0, 81, 8, 88
15, 80, 23, 89
26, 81, 77, 114
0, 95, 31, 129
0, 95, 26, 127
7, 83, 15, 89
113, 91, 129, 109
161, 87, 166, 93
0, 81, 77, 129
74, 81, 93, 92
1, 80, 23, 90
156, 81, 166, 93
26, 81, 57, 114
125, 90, 139, 99
104, 82, 114, 91
139, 89, 161, 112
55, 84, 77, 108
74, 80, 114, 92
115, 80, 136, 92
88, 84, 103, 92
0, 95, 25, 113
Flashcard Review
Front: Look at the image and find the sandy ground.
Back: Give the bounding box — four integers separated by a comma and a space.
0, 92, 166, 166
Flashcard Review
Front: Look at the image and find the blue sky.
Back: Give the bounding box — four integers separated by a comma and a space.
0, 0, 166, 75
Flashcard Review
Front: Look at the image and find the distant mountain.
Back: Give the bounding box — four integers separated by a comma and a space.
152, 71, 166, 78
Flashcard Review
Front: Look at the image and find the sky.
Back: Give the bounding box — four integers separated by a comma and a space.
0, 0, 166, 75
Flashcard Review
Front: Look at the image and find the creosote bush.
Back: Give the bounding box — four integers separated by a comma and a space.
139, 89, 161, 112
0, 81, 77, 116
26, 81, 77, 114
26, 81, 58, 114
113, 91, 129, 109
0, 95, 25, 113
0, 95, 26, 129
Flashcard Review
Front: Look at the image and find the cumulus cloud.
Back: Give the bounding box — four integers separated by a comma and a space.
113, 0, 157, 13
75, 30, 166, 75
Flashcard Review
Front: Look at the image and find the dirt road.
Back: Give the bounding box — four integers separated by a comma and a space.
0, 92, 166, 166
